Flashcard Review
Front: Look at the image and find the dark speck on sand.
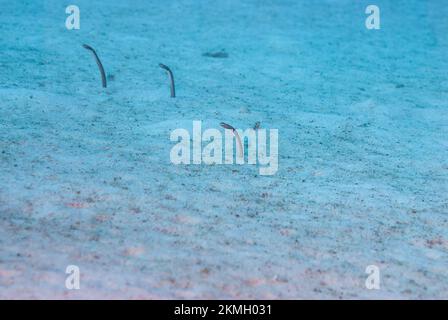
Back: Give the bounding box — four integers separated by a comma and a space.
202, 50, 229, 58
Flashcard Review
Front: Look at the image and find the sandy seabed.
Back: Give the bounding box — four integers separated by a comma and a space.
0, 0, 447, 299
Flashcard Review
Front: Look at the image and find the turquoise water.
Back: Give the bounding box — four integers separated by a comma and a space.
0, 0, 447, 298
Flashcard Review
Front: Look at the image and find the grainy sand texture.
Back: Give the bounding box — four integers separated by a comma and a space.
0, 0, 447, 299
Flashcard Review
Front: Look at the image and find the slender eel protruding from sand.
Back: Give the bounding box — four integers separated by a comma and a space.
220, 122, 243, 158
159, 63, 175, 98
82, 44, 107, 88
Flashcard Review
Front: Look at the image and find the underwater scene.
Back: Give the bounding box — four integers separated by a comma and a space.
0, 0, 447, 299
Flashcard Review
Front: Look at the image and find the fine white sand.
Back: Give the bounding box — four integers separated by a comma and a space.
0, 0, 447, 299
